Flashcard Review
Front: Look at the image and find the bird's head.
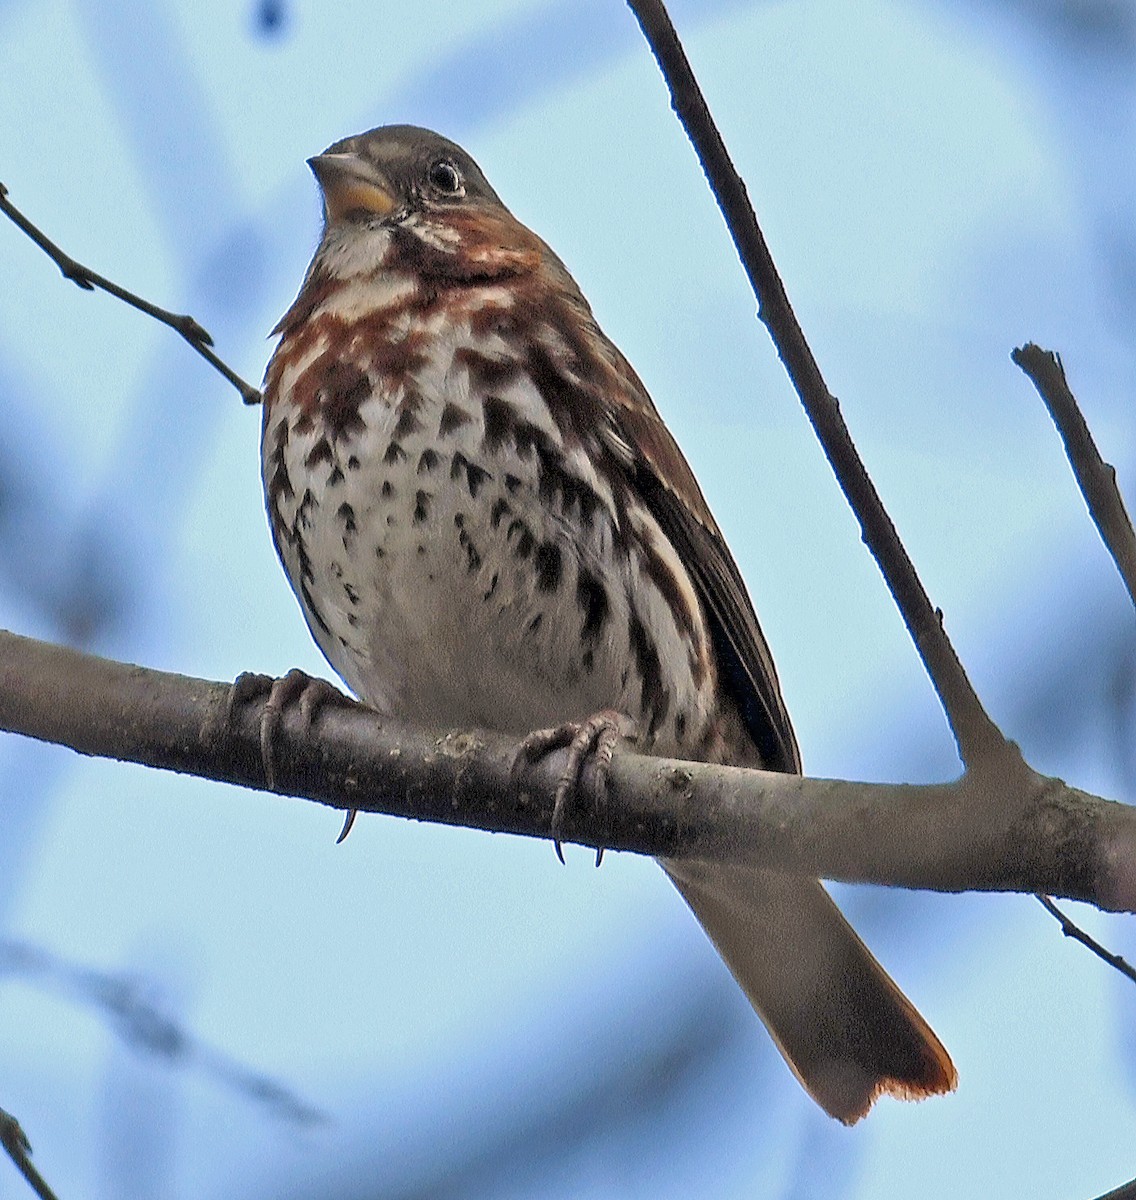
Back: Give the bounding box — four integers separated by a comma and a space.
308, 125, 544, 283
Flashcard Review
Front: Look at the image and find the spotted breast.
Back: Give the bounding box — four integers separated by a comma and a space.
260, 124, 956, 1124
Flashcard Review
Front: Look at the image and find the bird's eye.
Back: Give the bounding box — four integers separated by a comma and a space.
428, 159, 463, 195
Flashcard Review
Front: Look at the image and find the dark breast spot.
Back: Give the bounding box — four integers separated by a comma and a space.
507, 518, 535, 559
304, 437, 333, 469
535, 445, 602, 528
454, 512, 482, 573
393, 406, 423, 440
628, 610, 670, 738
482, 395, 513, 452
320, 362, 370, 442
384, 442, 407, 465
534, 542, 562, 592
490, 497, 511, 529
417, 448, 440, 474
413, 490, 432, 524
576, 568, 609, 641
456, 346, 522, 391
450, 451, 492, 499
439, 403, 473, 438
265, 421, 294, 548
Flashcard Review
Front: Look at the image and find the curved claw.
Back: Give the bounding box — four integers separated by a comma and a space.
336, 809, 358, 844
258, 669, 315, 790
226, 671, 274, 727
226, 668, 354, 794
511, 709, 632, 863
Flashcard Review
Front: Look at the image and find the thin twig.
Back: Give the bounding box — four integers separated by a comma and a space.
0, 181, 262, 406
1012, 344, 1136, 607
623, 2, 1136, 986
0, 1108, 60, 1200
624, 0, 1007, 769
1036, 895, 1136, 984
0, 939, 324, 1126
1011, 348, 1136, 988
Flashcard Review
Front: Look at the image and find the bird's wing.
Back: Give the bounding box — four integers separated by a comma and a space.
600, 354, 801, 775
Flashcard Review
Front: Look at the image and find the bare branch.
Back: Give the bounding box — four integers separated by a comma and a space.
1093, 1177, 1136, 1200
0, 181, 262, 406
0, 939, 325, 1126
624, 0, 1006, 770
1035, 895, 1136, 984
0, 1108, 60, 1200
0, 627, 1133, 911
1013, 344, 1136, 607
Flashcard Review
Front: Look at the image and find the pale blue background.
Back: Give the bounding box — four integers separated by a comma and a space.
1, 1, 1134, 1197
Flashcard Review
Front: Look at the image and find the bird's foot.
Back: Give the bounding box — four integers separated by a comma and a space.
511, 709, 635, 865
226, 669, 362, 842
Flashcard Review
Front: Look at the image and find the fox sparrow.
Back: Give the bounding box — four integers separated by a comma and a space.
259, 124, 956, 1122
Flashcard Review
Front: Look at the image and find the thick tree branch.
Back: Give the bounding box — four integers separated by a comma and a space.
0, 182, 261, 406
1, 627, 1133, 911
625, 0, 1006, 769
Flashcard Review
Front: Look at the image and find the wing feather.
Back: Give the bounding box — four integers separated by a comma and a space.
603, 363, 801, 774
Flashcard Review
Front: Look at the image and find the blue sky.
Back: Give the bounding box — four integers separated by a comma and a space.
1, 1, 1134, 1197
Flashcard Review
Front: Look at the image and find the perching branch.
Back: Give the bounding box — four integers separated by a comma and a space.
1, 627, 1133, 911
625, 0, 1007, 770
0, 1108, 59, 1200
0, 182, 262, 406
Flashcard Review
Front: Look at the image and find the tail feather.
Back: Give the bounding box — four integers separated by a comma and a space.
661, 860, 956, 1123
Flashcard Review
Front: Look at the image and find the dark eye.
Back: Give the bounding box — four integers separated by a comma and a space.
428, 158, 463, 195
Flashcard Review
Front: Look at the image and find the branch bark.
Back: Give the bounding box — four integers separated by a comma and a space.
1013, 343, 1136, 608
1, 627, 1133, 911
0, 181, 261, 406
625, 0, 1007, 769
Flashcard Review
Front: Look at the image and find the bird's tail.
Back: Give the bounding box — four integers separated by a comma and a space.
661, 860, 956, 1123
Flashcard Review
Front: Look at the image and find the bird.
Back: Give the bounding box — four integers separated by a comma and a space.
258, 123, 956, 1123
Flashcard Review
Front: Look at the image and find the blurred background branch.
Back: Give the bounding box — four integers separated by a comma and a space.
0, 1106, 59, 1200
0, 939, 324, 1127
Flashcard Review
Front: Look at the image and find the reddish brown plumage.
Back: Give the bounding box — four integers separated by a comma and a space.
261, 124, 956, 1122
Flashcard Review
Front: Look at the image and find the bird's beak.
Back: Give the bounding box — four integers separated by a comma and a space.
308, 152, 398, 221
